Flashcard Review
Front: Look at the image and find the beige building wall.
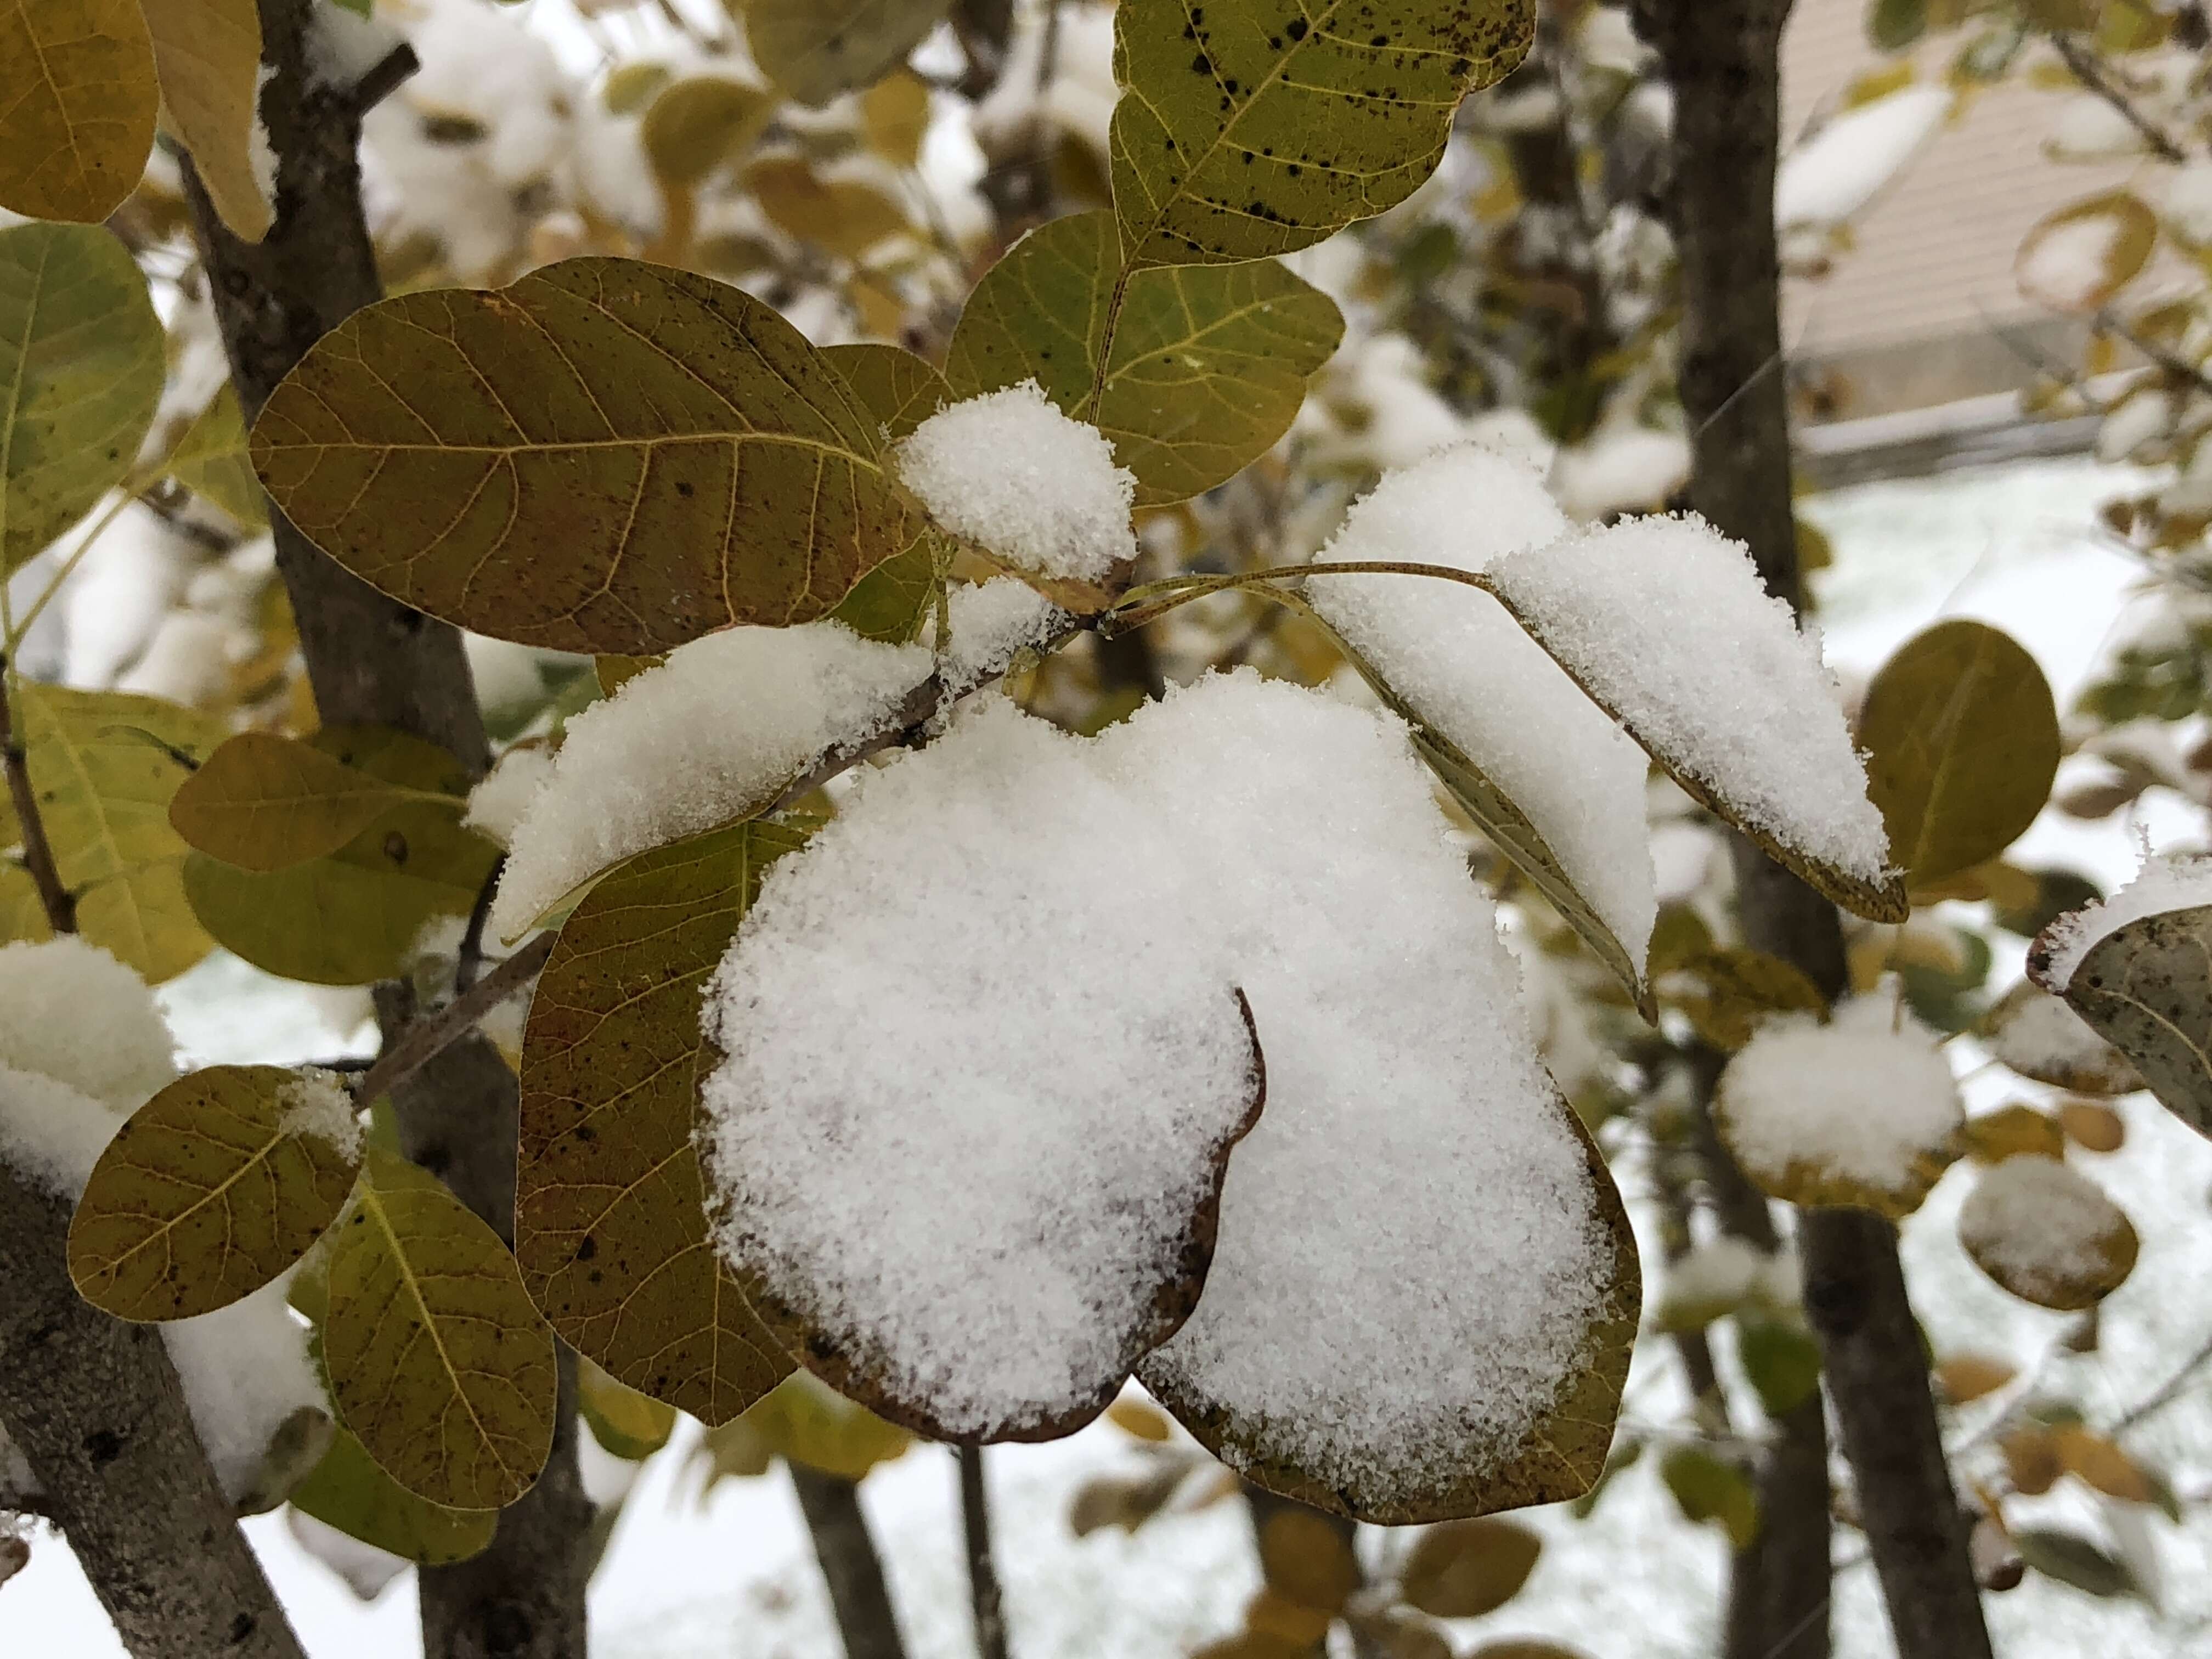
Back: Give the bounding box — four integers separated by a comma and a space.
1778, 0, 2139, 416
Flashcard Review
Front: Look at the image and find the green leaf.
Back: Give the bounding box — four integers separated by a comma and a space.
67, 1064, 362, 1321
1736, 1316, 1823, 1418
1139, 1101, 1639, 1524
12, 683, 223, 982
145, 0, 273, 240
288, 1427, 496, 1566
823, 344, 947, 644
2050, 903, 2212, 1139
516, 821, 803, 1426
179, 728, 496, 985
0, 0, 158, 223
250, 257, 918, 654
1860, 620, 2059, 886
1660, 1444, 1759, 1550
578, 1357, 680, 1460
323, 1149, 558, 1510
0, 222, 165, 574
1867, 0, 1926, 51
2013, 1527, 2141, 1600
166, 382, 267, 529
1396, 1516, 1541, 1618
945, 210, 1342, 504
170, 731, 452, 873
744, 0, 951, 106
702, 1369, 912, 1483
1108, 0, 1533, 267
641, 76, 775, 187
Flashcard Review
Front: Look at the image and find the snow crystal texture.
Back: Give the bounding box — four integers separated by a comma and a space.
489, 620, 930, 940
1957, 1155, 2126, 1299
0, 938, 176, 1113
1307, 445, 1657, 970
1485, 514, 1894, 888
2034, 852, 2212, 991
895, 383, 1136, 583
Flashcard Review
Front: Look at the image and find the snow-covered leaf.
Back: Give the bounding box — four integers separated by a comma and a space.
68, 1065, 360, 1321
944, 209, 1344, 504
1860, 619, 2059, 886
10, 684, 224, 983
2045, 901, 2212, 1138
324, 1149, 558, 1509
699, 698, 1267, 1442
145, 0, 273, 239
516, 821, 800, 1426
1483, 514, 1907, 923
745, 0, 950, 106
0, 0, 157, 222
1716, 989, 1961, 1217
0, 222, 165, 574
250, 257, 918, 652
2017, 190, 2158, 314
287, 1427, 496, 1567
1981, 981, 2140, 1095
1957, 1155, 2137, 1310
1108, 0, 1533, 266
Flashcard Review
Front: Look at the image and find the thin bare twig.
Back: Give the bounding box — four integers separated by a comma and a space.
353, 931, 553, 1108
2111, 1326, 2212, 1437
0, 663, 75, 935
2049, 33, 2187, 164
958, 1447, 1010, 1659
455, 854, 506, 995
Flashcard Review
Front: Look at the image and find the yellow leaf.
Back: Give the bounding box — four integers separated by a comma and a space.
0, 0, 159, 223
861, 71, 931, 167
1933, 1352, 2015, 1405
289, 1427, 496, 1566
166, 381, 268, 528
578, 1357, 680, 1460
171, 731, 456, 872
1109, 0, 1533, 266
250, 258, 918, 654
324, 1149, 558, 1509
745, 0, 950, 106
1397, 1516, 1541, 1618
1257, 1508, 1359, 1614
143, 0, 273, 240
68, 1064, 362, 1321
1962, 1103, 2067, 1165
641, 75, 774, 187
744, 154, 911, 261
1104, 1393, 1175, 1442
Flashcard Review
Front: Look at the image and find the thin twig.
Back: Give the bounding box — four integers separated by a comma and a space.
348, 44, 421, 119
353, 931, 554, 1108
2111, 1326, 2212, 1437
0, 663, 75, 935
455, 854, 506, 995
2097, 306, 2212, 400
958, 1447, 1010, 1659
2049, 33, 2187, 163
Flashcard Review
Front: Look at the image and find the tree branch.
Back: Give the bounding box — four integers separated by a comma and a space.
0, 664, 75, 935
353, 933, 554, 1110
1641, 1, 1994, 1654
0, 1164, 308, 1659
958, 1447, 1011, 1659
788, 1463, 910, 1659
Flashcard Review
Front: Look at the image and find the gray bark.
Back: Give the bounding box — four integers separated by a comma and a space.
788, 1463, 910, 1659
1640, 2, 1996, 1655
0, 1164, 307, 1658
180, 4, 591, 1654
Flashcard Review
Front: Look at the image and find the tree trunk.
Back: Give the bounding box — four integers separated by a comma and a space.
0, 1164, 307, 1659
788, 1463, 910, 1659
181, 4, 591, 1654
1643, 2, 1996, 1655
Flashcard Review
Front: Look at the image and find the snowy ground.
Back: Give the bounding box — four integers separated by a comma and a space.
13, 455, 2212, 1656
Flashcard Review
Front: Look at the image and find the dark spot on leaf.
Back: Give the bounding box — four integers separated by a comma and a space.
383, 830, 409, 865
1286, 16, 1308, 40
577, 1237, 597, 1261
1192, 52, 1211, 73
676, 481, 694, 498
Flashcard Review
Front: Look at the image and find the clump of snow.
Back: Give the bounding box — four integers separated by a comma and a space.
1775, 87, 1950, 230
1984, 986, 2134, 1088
1720, 987, 1961, 1198
0, 1068, 132, 1198
1957, 1155, 2128, 1301
286, 1508, 409, 1601
2018, 213, 2127, 313
895, 383, 1136, 583
2033, 851, 2212, 991
1654, 1236, 1796, 1328
276, 1069, 363, 1161
934, 577, 1070, 691
161, 1272, 325, 1503
1548, 425, 1690, 521
464, 744, 556, 849
247, 64, 280, 201
699, 696, 1263, 1439
488, 620, 932, 940
699, 674, 1617, 1478
1485, 513, 1895, 890
1305, 445, 1657, 970
0, 938, 177, 1113
304, 0, 403, 92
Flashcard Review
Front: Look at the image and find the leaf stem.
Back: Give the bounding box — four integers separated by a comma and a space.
958, 1446, 1010, 1659
354, 931, 554, 1109
1083, 267, 1135, 423
0, 662, 76, 936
